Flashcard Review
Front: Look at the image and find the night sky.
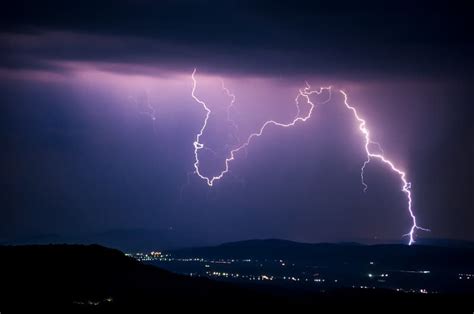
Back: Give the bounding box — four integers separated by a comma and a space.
0, 0, 472, 245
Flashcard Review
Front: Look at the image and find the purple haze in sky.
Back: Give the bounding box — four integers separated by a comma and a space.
0, 2, 472, 246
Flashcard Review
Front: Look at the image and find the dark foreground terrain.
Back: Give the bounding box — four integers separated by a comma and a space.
0, 244, 472, 313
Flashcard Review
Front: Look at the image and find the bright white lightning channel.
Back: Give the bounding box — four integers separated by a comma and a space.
191, 68, 331, 187
339, 90, 429, 245
190, 69, 427, 245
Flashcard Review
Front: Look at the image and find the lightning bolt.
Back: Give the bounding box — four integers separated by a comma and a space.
220, 79, 239, 136
131, 92, 158, 132
190, 69, 426, 244
339, 90, 429, 245
220, 79, 244, 155
191, 68, 330, 187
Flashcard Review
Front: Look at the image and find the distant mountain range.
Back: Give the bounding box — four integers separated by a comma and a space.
2, 229, 474, 252
0, 228, 214, 252
168, 239, 474, 272
413, 238, 474, 248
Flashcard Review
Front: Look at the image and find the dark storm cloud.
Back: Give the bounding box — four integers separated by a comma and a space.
0, 0, 472, 79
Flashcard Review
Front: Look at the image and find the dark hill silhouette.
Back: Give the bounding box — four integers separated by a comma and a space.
0, 244, 472, 312
0, 244, 278, 312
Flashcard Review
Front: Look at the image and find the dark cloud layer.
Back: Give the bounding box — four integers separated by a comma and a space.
1, 0, 472, 79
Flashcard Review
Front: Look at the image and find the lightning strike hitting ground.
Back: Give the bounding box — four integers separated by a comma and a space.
190, 69, 427, 244
339, 90, 429, 245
